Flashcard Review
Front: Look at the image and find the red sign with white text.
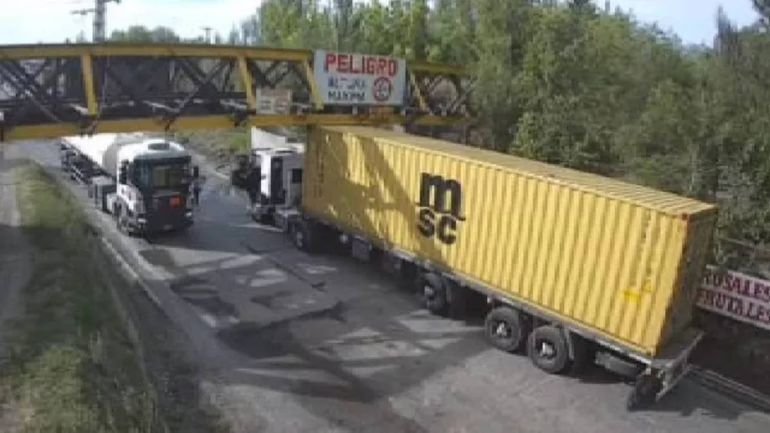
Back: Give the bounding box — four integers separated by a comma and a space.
697, 265, 770, 331
314, 50, 406, 106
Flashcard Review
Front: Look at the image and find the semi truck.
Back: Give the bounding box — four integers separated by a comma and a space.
231, 128, 304, 224
60, 133, 197, 235
234, 126, 718, 410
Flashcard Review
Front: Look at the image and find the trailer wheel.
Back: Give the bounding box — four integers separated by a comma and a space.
626, 374, 661, 411
528, 325, 570, 374
419, 273, 447, 315
484, 306, 529, 353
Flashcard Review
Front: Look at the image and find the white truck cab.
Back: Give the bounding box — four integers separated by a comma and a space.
243, 129, 305, 225
61, 133, 195, 235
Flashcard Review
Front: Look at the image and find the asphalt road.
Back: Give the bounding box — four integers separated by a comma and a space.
8, 140, 770, 433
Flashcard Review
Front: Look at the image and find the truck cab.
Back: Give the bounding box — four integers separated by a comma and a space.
115, 140, 194, 234
250, 146, 304, 222
231, 128, 305, 226
60, 133, 195, 236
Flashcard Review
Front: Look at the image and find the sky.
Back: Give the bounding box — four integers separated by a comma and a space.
600, 0, 759, 44
0, 0, 761, 46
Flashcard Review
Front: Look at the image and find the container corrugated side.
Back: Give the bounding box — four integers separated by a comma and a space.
303, 126, 717, 357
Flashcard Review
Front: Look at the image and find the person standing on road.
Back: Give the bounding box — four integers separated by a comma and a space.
246, 166, 261, 210
192, 175, 204, 207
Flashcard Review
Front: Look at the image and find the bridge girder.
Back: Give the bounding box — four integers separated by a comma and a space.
0, 43, 473, 141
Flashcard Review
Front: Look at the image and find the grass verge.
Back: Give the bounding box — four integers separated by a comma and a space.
0, 163, 163, 433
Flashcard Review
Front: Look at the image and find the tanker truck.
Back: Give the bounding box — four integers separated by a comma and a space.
60, 133, 197, 235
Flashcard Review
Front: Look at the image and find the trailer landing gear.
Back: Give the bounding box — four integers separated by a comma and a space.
626, 373, 662, 411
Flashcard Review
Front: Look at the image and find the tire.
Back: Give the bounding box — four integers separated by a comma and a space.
527, 325, 570, 374
626, 374, 661, 411
419, 273, 448, 315
485, 306, 529, 353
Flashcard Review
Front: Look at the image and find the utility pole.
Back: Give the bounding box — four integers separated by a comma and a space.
93, 0, 121, 42
202, 26, 213, 44
72, 0, 121, 42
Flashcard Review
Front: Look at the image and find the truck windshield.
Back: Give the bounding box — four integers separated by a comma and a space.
134, 160, 190, 190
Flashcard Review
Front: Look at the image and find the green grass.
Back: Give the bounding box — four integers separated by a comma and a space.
176, 128, 250, 161
1, 164, 163, 433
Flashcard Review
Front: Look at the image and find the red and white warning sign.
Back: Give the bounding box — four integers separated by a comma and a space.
697, 265, 770, 331
314, 50, 406, 106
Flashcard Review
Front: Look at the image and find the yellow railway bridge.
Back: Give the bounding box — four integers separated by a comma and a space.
0, 43, 474, 142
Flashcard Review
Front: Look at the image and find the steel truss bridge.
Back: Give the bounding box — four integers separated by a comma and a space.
0, 43, 474, 142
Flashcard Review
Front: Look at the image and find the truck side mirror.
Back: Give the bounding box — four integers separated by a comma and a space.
192, 166, 200, 178
118, 161, 128, 185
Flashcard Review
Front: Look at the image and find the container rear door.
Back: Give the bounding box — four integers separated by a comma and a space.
659, 211, 717, 349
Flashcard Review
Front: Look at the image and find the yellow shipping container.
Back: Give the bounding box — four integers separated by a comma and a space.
303, 126, 717, 358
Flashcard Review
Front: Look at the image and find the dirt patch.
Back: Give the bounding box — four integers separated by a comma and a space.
692, 311, 770, 396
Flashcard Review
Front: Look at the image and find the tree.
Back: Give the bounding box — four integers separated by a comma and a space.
333, 0, 354, 50
428, 0, 475, 63
752, 0, 770, 24
227, 27, 241, 45
110, 26, 179, 43
473, 0, 533, 151
258, 0, 334, 49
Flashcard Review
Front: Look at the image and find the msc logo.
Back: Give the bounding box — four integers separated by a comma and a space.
416, 173, 465, 245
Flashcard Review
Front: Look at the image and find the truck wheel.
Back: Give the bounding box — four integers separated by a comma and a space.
528, 325, 570, 374
485, 306, 529, 353
419, 273, 447, 315
626, 374, 661, 411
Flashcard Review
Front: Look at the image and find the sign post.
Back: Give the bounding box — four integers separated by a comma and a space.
255, 88, 292, 115
313, 50, 407, 106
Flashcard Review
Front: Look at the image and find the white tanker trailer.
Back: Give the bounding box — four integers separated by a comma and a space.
59, 133, 197, 235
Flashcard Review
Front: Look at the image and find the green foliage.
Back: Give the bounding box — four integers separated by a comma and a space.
258, 0, 335, 49
472, 0, 530, 151
110, 25, 180, 43
428, 0, 475, 63
5, 165, 162, 433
